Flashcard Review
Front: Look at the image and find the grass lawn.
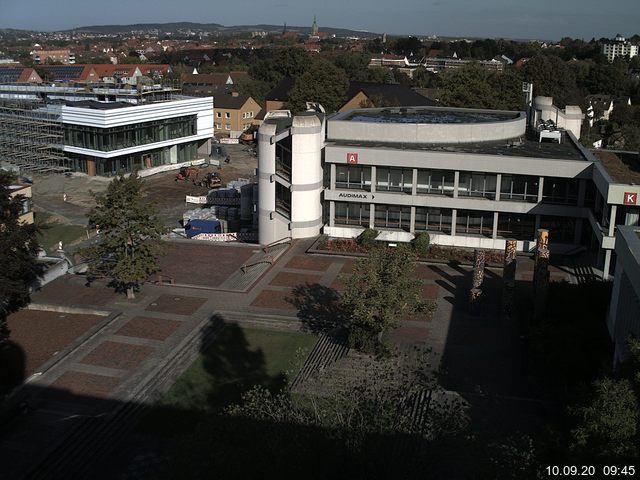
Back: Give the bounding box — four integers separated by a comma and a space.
35, 211, 87, 253
138, 325, 316, 434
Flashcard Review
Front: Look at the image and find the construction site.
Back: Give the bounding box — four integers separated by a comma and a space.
0, 100, 70, 174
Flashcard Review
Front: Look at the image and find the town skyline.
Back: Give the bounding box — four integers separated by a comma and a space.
1, 0, 639, 41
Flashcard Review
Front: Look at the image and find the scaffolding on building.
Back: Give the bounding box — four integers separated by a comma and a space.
0, 100, 70, 173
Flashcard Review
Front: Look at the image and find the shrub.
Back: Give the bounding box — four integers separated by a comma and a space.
412, 232, 430, 255
356, 228, 378, 247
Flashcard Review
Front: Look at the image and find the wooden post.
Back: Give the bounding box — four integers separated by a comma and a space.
471, 249, 486, 290
533, 229, 550, 320
502, 239, 517, 320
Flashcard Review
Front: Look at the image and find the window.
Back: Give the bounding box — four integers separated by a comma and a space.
225, 124, 231, 130
458, 172, 497, 199
540, 216, 576, 244
225, 112, 230, 119
374, 204, 411, 230
497, 213, 535, 240
334, 202, 370, 226
456, 210, 494, 237
275, 183, 291, 217
242, 112, 247, 119
215, 123, 221, 129
500, 175, 539, 203
542, 177, 579, 205
416, 169, 455, 196
376, 167, 413, 193
415, 207, 452, 233
335, 165, 372, 191
216, 112, 221, 118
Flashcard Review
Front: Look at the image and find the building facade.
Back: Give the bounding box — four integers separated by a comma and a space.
258, 102, 640, 278
608, 225, 640, 365
602, 35, 639, 63
213, 92, 261, 138
0, 84, 214, 176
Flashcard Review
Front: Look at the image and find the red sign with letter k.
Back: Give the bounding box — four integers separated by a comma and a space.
624, 192, 637, 205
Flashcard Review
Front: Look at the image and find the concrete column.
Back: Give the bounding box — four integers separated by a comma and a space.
330, 163, 336, 189
492, 212, 499, 239
369, 203, 375, 228
453, 171, 460, 198
412, 168, 418, 196
608, 205, 617, 236
370, 166, 376, 193
577, 179, 586, 207
451, 209, 457, 236
410, 206, 416, 234
603, 249, 612, 280
495, 174, 501, 201
329, 201, 335, 227
537, 177, 544, 203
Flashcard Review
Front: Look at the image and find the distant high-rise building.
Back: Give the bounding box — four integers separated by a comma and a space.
311, 15, 319, 37
602, 34, 638, 62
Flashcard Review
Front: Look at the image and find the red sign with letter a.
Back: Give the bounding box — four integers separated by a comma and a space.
347, 153, 358, 164
623, 192, 637, 205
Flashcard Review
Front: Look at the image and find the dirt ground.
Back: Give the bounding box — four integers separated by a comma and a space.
29, 142, 258, 229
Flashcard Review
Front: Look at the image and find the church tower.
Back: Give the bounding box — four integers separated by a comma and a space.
311, 15, 319, 37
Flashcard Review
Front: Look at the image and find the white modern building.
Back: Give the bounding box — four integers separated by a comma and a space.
0, 84, 214, 176
258, 99, 640, 278
602, 35, 639, 63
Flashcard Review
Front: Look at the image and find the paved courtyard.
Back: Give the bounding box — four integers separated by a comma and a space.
0, 237, 576, 479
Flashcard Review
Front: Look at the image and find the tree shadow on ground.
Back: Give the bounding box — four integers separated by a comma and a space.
0, 340, 25, 399
138, 314, 287, 435
286, 282, 346, 334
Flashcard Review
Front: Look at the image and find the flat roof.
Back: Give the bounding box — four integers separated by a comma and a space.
591, 150, 640, 184
344, 108, 520, 124
329, 130, 587, 161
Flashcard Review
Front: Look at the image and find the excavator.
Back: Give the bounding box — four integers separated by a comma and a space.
175, 166, 199, 183
198, 171, 222, 189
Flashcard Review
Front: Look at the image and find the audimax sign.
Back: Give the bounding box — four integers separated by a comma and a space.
337, 192, 375, 200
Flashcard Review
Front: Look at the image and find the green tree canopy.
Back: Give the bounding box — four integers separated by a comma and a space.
287, 59, 349, 113
523, 55, 580, 107
439, 63, 523, 110
341, 245, 435, 354
0, 171, 42, 344
84, 172, 167, 299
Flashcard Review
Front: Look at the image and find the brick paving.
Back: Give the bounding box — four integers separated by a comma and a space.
7, 309, 105, 375
32, 275, 119, 306
80, 341, 155, 370
115, 317, 182, 341
144, 294, 207, 316
50, 371, 122, 398
250, 289, 297, 310
285, 255, 333, 271
157, 242, 256, 287
0, 237, 583, 479
269, 271, 323, 288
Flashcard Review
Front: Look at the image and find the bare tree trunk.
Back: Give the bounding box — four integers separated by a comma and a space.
127, 286, 135, 299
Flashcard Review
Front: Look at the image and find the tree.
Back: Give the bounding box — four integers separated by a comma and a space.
341, 245, 435, 354
0, 171, 42, 345
439, 63, 522, 110
287, 59, 349, 113
84, 172, 167, 299
523, 55, 580, 107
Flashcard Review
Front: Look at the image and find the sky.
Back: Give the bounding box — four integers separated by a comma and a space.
0, 0, 638, 40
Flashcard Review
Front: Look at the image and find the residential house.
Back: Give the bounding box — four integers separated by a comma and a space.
214, 92, 261, 138
0, 66, 42, 83
30, 49, 75, 65
264, 76, 296, 113
339, 82, 436, 111
8, 184, 34, 224
181, 71, 248, 96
